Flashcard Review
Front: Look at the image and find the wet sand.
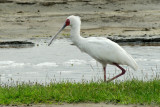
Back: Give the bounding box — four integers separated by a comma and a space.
0, 0, 160, 40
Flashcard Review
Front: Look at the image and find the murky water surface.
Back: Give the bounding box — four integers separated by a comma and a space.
0, 39, 160, 84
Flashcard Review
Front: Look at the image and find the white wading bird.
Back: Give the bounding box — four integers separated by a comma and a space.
48, 15, 138, 82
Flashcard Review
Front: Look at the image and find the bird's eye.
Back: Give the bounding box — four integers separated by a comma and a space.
65, 19, 70, 26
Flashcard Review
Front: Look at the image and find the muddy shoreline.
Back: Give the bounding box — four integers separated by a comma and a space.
0, 0, 160, 41
0, 35, 160, 48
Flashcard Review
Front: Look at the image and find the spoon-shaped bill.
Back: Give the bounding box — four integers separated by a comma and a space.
48, 23, 66, 46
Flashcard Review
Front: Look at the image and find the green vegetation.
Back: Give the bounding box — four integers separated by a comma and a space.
62, 33, 70, 38
0, 79, 160, 105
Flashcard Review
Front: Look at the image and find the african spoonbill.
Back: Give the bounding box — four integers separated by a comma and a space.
48, 15, 138, 82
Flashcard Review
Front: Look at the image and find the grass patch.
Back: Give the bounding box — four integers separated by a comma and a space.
62, 33, 70, 38
0, 79, 160, 105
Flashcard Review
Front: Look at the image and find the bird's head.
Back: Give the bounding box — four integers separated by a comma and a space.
48, 15, 81, 46
66, 15, 81, 27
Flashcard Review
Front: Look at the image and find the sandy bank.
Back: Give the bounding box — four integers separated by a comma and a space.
0, 0, 160, 40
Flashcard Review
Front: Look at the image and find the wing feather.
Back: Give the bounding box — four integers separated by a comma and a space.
77, 37, 138, 70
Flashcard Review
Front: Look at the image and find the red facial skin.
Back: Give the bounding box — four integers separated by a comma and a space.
65, 19, 70, 26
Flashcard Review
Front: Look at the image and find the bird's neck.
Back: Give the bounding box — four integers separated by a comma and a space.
70, 25, 83, 44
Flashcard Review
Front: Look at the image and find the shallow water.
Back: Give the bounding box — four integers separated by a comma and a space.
0, 39, 160, 84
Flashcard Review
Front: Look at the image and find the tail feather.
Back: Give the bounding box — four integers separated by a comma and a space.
127, 54, 138, 71
130, 59, 138, 71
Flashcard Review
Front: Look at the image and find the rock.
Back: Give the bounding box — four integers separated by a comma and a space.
0, 0, 13, 3
0, 41, 35, 48
14, 0, 36, 5
107, 35, 160, 46
39, 0, 67, 6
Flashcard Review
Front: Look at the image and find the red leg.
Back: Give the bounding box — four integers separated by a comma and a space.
107, 63, 126, 82
103, 66, 106, 82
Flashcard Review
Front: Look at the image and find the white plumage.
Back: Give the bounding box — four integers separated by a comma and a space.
77, 37, 138, 70
49, 15, 138, 82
